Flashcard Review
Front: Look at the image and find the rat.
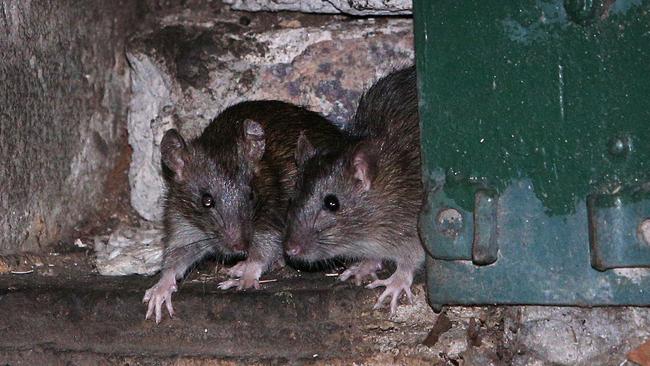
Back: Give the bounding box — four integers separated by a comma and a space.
284, 66, 423, 315
143, 100, 345, 323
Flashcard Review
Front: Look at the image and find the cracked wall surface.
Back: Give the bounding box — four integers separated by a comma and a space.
126, 4, 415, 221
223, 0, 412, 15
0, 0, 144, 253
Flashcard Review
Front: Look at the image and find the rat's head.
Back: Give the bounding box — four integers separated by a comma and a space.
161, 120, 265, 255
284, 133, 379, 262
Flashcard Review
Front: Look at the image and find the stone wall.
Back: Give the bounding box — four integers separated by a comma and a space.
0, 0, 415, 251
223, 0, 412, 15
126, 3, 415, 221
0, 0, 144, 254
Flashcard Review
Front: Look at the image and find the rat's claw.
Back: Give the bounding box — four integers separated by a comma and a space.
220, 259, 264, 291
366, 278, 389, 289
404, 286, 414, 304
366, 273, 414, 315
217, 279, 240, 290
218, 276, 261, 291
339, 259, 383, 286
145, 299, 153, 319
143, 274, 177, 323
166, 297, 175, 318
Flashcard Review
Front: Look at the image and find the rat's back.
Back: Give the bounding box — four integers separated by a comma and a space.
348, 66, 419, 145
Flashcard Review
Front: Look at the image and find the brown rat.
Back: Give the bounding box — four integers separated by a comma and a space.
143, 100, 345, 323
284, 66, 423, 315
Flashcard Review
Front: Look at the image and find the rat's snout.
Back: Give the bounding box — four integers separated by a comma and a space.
284, 239, 303, 257
222, 225, 250, 254
231, 239, 249, 254
286, 245, 302, 257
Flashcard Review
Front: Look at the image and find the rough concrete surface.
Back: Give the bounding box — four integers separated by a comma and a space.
224, 0, 412, 16
94, 223, 164, 276
1, 246, 650, 365
0, 0, 145, 254
127, 3, 414, 221
0, 249, 441, 364
507, 307, 650, 365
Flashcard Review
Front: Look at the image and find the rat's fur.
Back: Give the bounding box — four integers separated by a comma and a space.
285, 67, 423, 314
144, 101, 345, 323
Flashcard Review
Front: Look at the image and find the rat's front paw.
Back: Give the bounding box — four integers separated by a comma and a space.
366, 272, 414, 315
143, 274, 177, 324
218, 277, 260, 290
339, 259, 383, 286
225, 261, 247, 278
218, 260, 264, 290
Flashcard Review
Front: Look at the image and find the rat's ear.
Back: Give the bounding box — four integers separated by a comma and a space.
242, 119, 266, 163
295, 131, 316, 169
161, 129, 188, 180
348, 141, 378, 192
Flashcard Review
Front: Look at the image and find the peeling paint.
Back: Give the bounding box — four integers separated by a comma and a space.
610, 0, 643, 15
502, 0, 568, 45
613, 268, 650, 285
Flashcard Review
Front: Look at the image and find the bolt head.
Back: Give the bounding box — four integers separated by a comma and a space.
608, 136, 632, 157
437, 208, 463, 237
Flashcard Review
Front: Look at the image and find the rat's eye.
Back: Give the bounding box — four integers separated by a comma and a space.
323, 194, 340, 212
201, 193, 214, 208
249, 189, 256, 203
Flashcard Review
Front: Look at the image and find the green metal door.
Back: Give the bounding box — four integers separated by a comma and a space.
414, 0, 650, 309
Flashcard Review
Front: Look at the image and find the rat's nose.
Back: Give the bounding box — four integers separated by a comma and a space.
231, 239, 249, 253
285, 243, 302, 257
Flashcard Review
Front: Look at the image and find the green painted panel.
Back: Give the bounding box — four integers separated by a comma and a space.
416, 0, 649, 215
415, 0, 650, 307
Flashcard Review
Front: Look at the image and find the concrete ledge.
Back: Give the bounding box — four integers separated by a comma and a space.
2, 251, 649, 365
0, 268, 436, 364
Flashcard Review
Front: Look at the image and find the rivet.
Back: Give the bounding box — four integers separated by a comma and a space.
437, 208, 463, 237
608, 136, 632, 157
639, 219, 650, 246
